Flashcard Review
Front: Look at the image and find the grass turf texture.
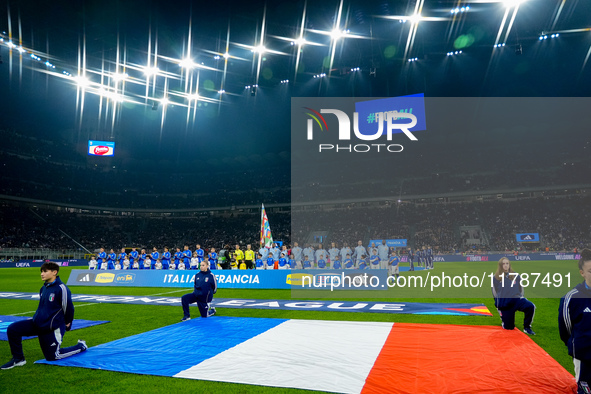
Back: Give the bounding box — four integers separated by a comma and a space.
0, 261, 581, 393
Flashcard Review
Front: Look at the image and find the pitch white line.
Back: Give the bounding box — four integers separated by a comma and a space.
9, 302, 98, 316
147, 289, 187, 296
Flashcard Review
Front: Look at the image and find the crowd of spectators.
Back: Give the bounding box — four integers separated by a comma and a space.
1, 195, 589, 254
2, 126, 590, 210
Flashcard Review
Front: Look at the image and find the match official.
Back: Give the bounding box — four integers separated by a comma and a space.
181, 261, 217, 321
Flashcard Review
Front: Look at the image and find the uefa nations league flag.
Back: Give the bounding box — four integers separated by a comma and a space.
260, 204, 273, 248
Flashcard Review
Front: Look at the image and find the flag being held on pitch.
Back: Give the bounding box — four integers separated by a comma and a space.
260, 204, 273, 248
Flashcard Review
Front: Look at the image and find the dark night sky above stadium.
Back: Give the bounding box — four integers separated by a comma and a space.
0, 0, 590, 173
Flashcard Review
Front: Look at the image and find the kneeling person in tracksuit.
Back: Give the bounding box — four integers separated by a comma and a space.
2, 261, 87, 370
181, 261, 217, 321
492, 257, 536, 335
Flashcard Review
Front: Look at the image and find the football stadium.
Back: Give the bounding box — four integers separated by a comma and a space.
1, 0, 591, 393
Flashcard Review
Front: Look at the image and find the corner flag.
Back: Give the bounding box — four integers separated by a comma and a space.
260, 204, 274, 248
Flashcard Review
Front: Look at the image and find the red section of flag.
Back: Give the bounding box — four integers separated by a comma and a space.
362, 323, 576, 394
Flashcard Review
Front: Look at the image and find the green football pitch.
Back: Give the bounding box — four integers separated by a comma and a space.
0, 261, 581, 393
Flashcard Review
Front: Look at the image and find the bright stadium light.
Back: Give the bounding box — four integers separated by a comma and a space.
330, 29, 349, 41
252, 45, 266, 54
6, 41, 15, 49
179, 57, 195, 69
408, 13, 422, 24
223, 52, 230, 59
502, 0, 525, 8
74, 76, 90, 88
143, 66, 159, 77
112, 73, 128, 82
291, 37, 307, 46
188, 93, 200, 101
16, 46, 25, 53
160, 97, 170, 106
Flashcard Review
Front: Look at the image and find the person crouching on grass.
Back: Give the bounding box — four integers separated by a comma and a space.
181, 261, 217, 321
1, 261, 87, 370
492, 257, 536, 335
559, 248, 591, 394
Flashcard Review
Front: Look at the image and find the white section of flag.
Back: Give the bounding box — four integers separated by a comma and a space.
174, 319, 393, 393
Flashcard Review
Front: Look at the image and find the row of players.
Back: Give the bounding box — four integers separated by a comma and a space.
88, 241, 435, 271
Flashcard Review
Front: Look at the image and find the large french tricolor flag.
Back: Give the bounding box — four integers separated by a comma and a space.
38, 316, 576, 393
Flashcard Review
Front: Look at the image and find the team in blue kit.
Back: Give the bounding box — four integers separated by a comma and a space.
1, 261, 87, 370
559, 249, 591, 394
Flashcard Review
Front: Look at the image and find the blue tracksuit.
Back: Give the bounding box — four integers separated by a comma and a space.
492, 273, 535, 330
559, 281, 591, 394
181, 269, 217, 318
7, 277, 85, 361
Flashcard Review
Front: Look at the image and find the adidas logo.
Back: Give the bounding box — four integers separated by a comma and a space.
79, 275, 90, 282
50, 342, 56, 347
584, 307, 591, 313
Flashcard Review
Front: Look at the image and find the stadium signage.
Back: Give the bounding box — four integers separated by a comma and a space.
88, 140, 115, 156
369, 239, 408, 248
0, 259, 87, 269
0, 292, 491, 316
67, 269, 289, 289
516, 233, 540, 243
161, 273, 261, 285
514, 256, 532, 261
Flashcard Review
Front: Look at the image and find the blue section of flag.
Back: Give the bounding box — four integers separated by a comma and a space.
0, 316, 109, 341
36, 316, 287, 376
354, 94, 426, 136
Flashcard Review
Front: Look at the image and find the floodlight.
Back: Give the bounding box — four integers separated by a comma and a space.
143, 66, 159, 77
74, 76, 90, 88
179, 58, 195, 69
502, 0, 525, 8
112, 73, 128, 82
252, 45, 266, 54
408, 13, 422, 24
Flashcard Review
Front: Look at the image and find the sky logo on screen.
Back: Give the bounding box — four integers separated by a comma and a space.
304, 94, 426, 153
